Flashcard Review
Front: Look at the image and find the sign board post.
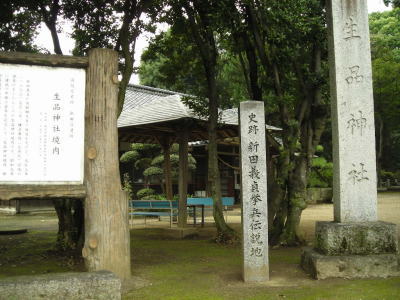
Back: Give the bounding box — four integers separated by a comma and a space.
0, 49, 131, 279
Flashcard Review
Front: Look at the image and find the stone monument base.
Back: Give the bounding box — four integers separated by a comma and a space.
301, 247, 400, 279
301, 221, 400, 279
0, 271, 121, 299
315, 221, 398, 255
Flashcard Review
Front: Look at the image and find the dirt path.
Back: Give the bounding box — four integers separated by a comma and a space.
300, 191, 400, 243
125, 192, 400, 242
1, 192, 398, 238
0, 214, 58, 232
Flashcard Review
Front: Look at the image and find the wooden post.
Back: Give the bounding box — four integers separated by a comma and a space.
178, 128, 189, 227
82, 49, 131, 279
161, 137, 173, 200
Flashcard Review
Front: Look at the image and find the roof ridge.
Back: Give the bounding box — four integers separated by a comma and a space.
127, 83, 188, 97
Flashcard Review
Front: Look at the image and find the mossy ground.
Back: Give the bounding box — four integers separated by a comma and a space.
0, 230, 84, 279
1, 192, 399, 299
2, 225, 398, 299
125, 228, 400, 300
0, 214, 84, 279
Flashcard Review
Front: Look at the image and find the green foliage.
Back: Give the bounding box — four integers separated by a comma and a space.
145, 146, 196, 181
315, 145, 324, 154
370, 9, 400, 171
380, 170, 395, 182
370, 9, 400, 60
136, 188, 156, 200
131, 143, 161, 153
0, 1, 41, 52
308, 157, 333, 188
181, 95, 210, 119
135, 158, 152, 170
384, 0, 400, 8
139, 29, 207, 97
151, 155, 164, 166
120, 150, 140, 163
139, 28, 249, 107
143, 166, 163, 177
380, 170, 400, 183
119, 143, 196, 187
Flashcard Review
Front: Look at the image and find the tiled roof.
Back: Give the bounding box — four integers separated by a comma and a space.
122, 84, 186, 110
118, 84, 281, 131
118, 94, 193, 127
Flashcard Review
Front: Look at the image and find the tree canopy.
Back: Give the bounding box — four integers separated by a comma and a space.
0, 1, 41, 52
1, 0, 399, 246
384, 0, 400, 8
370, 8, 400, 173
139, 0, 329, 245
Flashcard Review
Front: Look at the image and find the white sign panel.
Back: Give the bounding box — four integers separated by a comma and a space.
0, 63, 85, 184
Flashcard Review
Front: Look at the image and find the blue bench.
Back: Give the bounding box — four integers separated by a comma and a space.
187, 197, 234, 206
187, 197, 235, 226
129, 200, 178, 227
129, 197, 235, 228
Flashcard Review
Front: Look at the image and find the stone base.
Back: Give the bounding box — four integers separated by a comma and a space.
301, 247, 400, 279
0, 271, 121, 300
163, 227, 198, 239
315, 221, 398, 255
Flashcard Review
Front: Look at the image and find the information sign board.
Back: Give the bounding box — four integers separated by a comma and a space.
0, 63, 85, 184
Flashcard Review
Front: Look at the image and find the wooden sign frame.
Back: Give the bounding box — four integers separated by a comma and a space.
0, 49, 131, 280
0, 52, 88, 200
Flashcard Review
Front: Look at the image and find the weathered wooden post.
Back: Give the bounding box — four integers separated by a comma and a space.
0, 49, 131, 280
240, 101, 269, 282
82, 49, 131, 279
178, 127, 189, 227
160, 137, 173, 200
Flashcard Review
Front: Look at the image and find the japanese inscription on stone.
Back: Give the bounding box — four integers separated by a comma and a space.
240, 101, 269, 282
0, 63, 85, 184
328, 0, 377, 222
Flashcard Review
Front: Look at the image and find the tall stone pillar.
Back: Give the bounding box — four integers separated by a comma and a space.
240, 101, 269, 282
301, 0, 399, 279
330, 0, 377, 222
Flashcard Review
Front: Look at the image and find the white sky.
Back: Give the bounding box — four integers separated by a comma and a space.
35, 0, 392, 84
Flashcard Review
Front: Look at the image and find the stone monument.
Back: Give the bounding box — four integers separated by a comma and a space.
301, 0, 399, 279
240, 101, 269, 282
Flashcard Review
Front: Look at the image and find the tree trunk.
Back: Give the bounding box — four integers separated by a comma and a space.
53, 199, 84, 252
279, 155, 308, 246
82, 49, 131, 279
182, 1, 237, 242
206, 61, 237, 243
47, 22, 63, 55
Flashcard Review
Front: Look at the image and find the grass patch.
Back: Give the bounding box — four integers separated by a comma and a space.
0, 222, 399, 299
125, 229, 400, 300
0, 230, 83, 279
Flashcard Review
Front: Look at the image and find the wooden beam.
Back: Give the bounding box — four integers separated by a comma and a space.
0, 184, 86, 201
0, 51, 88, 68
178, 127, 189, 228
160, 137, 173, 201
217, 151, 239, 157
